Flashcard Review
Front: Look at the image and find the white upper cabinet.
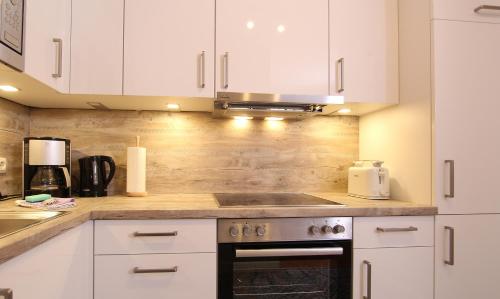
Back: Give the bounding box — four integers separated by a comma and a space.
216, 0, 329, 95
330, 0, 399, 103
70, 0, 124, 95
25, 0, 71, 93
433, 20, 500, 214
433, 0, 500, 23
124, 0, 215, 98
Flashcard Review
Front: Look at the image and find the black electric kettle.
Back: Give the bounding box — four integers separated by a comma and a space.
78, 156, 116, 197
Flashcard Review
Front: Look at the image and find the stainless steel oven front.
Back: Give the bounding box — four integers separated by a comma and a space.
218, 217, 352, 299
0, 0, 25, 71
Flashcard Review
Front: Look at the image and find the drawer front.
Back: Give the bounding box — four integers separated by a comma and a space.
433, 0, 500, 23
95, 219, 216, 254
95, 253, 216, 299
353, 216, 434, 248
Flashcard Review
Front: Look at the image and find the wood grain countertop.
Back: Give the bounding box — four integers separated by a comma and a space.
0, 193, 437, 264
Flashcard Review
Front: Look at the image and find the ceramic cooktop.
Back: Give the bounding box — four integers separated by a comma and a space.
214, 193, 344, 208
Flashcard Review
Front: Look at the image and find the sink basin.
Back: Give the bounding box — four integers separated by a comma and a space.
0, 211, 68, 239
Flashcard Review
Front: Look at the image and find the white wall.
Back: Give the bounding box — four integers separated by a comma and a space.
359, 0, 432, 205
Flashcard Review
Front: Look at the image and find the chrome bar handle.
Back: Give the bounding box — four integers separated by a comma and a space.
444, 226, 455, 265
474, 5, 500, 13
363, 260, 372, 299
133, 231, 178, 237
200, 51, 206, 88
376, 226, 418, 233
223, 52, 229, 89
0, 288, 13, 299
336, 57, 345, 93
52, 38, 63, 78
444, 160, 455, 198
133, 266, 178, 274
236, 247, 343, 258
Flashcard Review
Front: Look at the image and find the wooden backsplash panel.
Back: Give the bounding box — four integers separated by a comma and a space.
30, 109, 358, 194
0, 98, 30, 195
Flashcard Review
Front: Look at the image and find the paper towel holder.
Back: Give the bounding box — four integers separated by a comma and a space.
126, 136, 148, 197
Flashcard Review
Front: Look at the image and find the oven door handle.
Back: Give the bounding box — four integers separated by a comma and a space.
235, 247, 344, 258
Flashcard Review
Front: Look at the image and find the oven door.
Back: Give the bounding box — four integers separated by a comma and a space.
218, 240, 352, 299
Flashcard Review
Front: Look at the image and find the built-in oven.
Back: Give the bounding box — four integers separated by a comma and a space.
0, 0, 25, 71
218, 217, 352, 299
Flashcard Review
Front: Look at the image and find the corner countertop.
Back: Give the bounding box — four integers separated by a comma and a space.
0, 193, 437, 264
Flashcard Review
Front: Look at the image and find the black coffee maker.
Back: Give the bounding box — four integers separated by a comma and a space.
23, 137, 71, 198
78, 156, 116, 197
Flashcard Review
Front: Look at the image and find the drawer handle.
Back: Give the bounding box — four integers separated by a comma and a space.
474, 5, 500, 13
133, 266, 178, 274
133, 231, 178, 237
376, 226, 418, 232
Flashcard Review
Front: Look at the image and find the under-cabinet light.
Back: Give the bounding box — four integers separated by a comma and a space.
0, 85, 19, 92
166, 103, 180, 110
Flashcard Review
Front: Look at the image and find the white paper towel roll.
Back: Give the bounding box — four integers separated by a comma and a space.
127, 147, 147, 196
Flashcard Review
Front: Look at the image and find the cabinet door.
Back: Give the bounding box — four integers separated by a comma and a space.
70, 0, 124, 95
435, 215, 500, 299
25, 0, 71, 93
433, 0, 500, 23
0, 222, 93, 299
353, 247, 434, 299
95, 253, 216, 299
433, 20, 500, 214
216, 0, 329, 95
124, 0, 214, 98
330, 0, 399, 103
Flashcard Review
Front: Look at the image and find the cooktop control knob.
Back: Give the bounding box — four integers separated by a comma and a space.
322, 225, 333, 234
333, 224, 346, 234
229, 226, 239, 237
309, 225, 320, 235
256, 226, 266, 236
242, 224, 252, 237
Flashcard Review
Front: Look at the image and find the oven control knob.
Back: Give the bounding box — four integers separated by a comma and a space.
309, 225, 320, 235
322, 225, 333, 234
229, 226, 239, 237
333, 224, 346, 234
242, 224, 252, 237
256, 226, 266, 237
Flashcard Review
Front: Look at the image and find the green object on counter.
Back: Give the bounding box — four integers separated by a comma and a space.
25, 194, 52, 203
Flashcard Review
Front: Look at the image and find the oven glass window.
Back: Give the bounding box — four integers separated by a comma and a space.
219, 241, 352, 299
234, 259, 338, 298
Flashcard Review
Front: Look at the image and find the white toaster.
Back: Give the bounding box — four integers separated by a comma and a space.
348, 160, 390, 200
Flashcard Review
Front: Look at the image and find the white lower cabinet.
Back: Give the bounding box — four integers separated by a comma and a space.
353, 247, 434, 299
95, 253, 216, 299
435, 214, 500, 299
353, 216, 434, 299
0, 221, 93, 299
94, 219, 217, 299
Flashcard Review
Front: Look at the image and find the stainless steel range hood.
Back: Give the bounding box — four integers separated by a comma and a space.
214, 92, 344, 119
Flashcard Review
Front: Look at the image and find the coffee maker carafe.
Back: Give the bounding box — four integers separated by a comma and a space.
23, 137, 71, 198
79, 156, 116, 197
